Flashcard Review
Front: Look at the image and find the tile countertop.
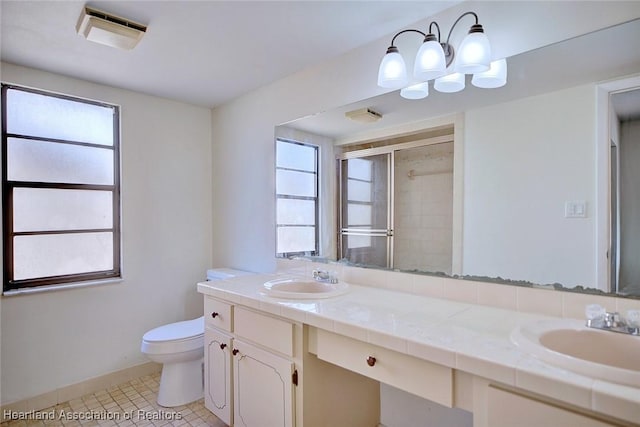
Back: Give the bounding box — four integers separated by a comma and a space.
197, 273, 640, 424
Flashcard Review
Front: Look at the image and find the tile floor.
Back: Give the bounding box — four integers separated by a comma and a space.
1, 373, 226, 427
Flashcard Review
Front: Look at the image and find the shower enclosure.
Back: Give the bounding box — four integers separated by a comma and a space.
338, 136, 454, 274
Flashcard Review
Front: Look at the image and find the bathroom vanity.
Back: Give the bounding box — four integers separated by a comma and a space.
197, 269, 640, 427
202, 289, 379, 427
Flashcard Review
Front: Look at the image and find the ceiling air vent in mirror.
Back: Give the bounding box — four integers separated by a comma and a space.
344, 108, 383, 123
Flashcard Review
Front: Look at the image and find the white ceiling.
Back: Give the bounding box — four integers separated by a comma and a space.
0, 0, 460, 108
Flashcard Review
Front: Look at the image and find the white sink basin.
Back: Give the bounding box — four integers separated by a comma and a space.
511, 319, 640, 387
262, 277, 349, 299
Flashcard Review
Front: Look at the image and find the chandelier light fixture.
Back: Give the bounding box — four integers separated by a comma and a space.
377, 11, 507, 100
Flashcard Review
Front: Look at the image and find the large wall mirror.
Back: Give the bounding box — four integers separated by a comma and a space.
276, 19, 640, 298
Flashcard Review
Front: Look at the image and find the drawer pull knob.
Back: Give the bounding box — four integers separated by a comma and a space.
366, 356, 376, 367
232, 349, 239, 356
211, 312, 219, 318
220, 343, 227, 350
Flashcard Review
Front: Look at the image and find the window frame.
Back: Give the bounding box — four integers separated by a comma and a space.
1, 83, 121, 292
275, 138, 319, 258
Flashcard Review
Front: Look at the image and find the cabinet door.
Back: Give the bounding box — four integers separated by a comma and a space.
205, 327, 232, 426
233, 339, 295, 427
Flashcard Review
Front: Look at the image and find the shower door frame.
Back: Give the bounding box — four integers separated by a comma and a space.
338, 150, 395, 268
596, 75, 640, 293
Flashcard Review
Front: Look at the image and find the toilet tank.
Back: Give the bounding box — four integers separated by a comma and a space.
206, 268, 251, 281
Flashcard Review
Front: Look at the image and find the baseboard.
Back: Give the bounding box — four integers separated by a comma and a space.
1, 362, 161, 421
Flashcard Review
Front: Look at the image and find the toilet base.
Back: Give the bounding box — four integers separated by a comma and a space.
157, 357, 204, 407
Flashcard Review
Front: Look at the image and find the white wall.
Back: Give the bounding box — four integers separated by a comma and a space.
0, 63, 213, 404
463, 84, 596, 287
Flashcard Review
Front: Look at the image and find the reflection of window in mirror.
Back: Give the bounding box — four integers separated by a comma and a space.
275, 138, 319, 258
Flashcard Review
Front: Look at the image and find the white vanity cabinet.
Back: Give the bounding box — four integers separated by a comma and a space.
204, 296, 296, 427
204, 296, 234, 424
199, 279, 640, 427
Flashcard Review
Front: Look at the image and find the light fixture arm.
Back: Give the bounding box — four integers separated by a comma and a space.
389, 28, 427, 48
444, 11, 479, 47
439, 11, 480, 67
428, 21, 441, 41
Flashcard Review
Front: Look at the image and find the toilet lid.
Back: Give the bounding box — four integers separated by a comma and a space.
143, 317, 204, 342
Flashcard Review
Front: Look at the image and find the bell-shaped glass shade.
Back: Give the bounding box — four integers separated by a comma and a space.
471, 59, 507, 89
413, 40, 446, 81
400, 82, 429, 100
455, 31, 491, 74
434, 72, 465, 93
377, 49, 408, 89
472, 58, 507, 88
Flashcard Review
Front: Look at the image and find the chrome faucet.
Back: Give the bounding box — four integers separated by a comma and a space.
312, 269, 338, 284
585, 304, 639, 336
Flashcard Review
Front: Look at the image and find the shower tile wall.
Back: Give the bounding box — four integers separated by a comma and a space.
394, 142, 453, 274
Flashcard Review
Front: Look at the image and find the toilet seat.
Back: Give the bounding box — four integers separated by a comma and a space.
141, 317, 204, 355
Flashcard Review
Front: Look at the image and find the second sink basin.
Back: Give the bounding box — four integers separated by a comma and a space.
511, 319, 640, 387
262, 277, 349, 299
540, 328, 640, 371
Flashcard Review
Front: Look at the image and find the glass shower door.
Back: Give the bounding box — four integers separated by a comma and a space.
339, 154, 392, 268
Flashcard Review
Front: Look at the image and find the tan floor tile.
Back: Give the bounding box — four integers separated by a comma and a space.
1, 373, 221, 427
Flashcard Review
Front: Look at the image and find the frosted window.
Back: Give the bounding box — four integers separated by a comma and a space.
347, 204, 373, 227
345, 234, 372, 249
275, 139, 318, 256
347, 179, 372, 202
276, 170, 316, 197
2, 84, 120, 290
341, 234, 388, 267
14, 233, 114, 280
8, 138, 113, 185
13, 188, 113, 232
348, 158, 372, 181
277, 227, 315, 254
277, 199, 315, 225
7, 88, 114, 146
276, 140, 316, 171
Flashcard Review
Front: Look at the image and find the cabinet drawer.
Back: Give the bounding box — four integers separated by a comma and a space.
204, 296, 233, 332
316, 329, 452, 407
234, 307, 293, 356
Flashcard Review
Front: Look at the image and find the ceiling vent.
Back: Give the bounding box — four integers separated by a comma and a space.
76, 7, 146, 50
344, 108, 383, 123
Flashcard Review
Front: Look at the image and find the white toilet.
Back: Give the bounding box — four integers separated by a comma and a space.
141, 316, 204, 407
141, 268, 250, 407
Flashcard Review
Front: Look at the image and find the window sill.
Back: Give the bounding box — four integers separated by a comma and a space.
2, 277, 123, 296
